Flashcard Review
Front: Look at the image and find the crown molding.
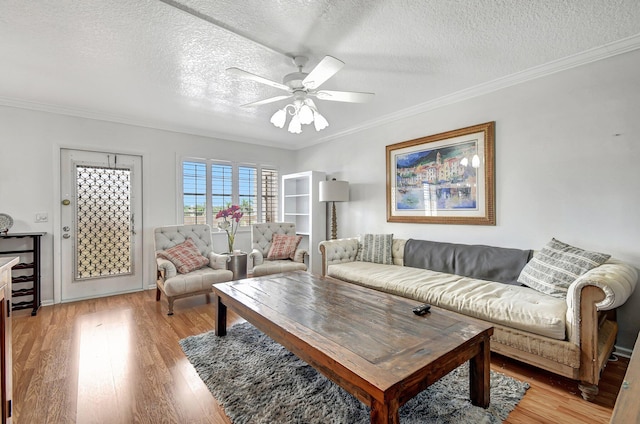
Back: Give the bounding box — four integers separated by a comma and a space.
312, 33, 640, 146
0, 96, 299, 150
2, 33, 639, 150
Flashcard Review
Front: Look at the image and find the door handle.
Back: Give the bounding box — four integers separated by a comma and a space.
63, 234, 71, 239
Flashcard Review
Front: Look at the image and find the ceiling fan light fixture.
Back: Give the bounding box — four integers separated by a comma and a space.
288, 114, 302, 134
270, 108, 287, 128
298, 104, 314, 125
313, 110, 329, 131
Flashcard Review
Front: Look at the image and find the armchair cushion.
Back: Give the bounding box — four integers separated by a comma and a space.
267, 234, 303, 260
158, 238, 209, 274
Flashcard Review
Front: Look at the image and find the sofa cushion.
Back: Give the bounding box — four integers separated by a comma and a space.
267, 234, 302, 260
404, 239, 532, 285
163, 267, 233, 296
328, 261, 567, 340
359, 233, 393, 265
157, 238, 209, 274
518, 238, 611, 298
253, 260, 307, 277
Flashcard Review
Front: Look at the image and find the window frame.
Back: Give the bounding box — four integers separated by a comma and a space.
179, 157, 278, 231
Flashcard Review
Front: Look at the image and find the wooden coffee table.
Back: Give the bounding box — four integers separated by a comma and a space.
212, 271, 494, 423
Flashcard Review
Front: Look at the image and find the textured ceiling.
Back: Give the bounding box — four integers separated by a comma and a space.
2, 0, 640, 149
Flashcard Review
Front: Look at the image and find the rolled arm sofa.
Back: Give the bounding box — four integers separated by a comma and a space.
319, 237, 637, 401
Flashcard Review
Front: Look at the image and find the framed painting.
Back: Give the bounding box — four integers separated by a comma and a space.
386, 121, 495, 225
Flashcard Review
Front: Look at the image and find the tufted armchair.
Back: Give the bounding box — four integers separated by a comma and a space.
250, 222, 308, 277
154, 224, 233, 315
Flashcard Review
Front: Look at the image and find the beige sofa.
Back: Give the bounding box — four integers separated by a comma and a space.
319, 237, 638, 401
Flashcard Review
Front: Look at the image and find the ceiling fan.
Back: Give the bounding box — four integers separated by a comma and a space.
227, 56, 375, 133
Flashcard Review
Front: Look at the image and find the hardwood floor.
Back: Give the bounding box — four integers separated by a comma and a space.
12, 290, 627, 423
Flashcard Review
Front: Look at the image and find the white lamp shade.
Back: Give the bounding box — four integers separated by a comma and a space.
298, 104, 314, 125
288, 114, 302, 133
319, 180, 349, 202
313, 110, 329, 131
270, 108, 286, 128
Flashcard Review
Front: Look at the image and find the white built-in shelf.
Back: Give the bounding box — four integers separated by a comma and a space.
281, 171, 326, 274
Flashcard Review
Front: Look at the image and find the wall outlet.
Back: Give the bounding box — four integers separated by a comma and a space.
35, 212, 48, 223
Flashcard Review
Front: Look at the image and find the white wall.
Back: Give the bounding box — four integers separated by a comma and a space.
296, 49, 640, 350
0, 107, 298, 305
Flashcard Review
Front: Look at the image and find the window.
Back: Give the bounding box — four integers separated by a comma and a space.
211, 164, 232, 218
238, 166, 257, 226
183, 161, 207, 225
181, 159, 278, 230
261, 168, 278, 222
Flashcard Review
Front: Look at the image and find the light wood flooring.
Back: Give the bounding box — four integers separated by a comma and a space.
12, 289, 627, 423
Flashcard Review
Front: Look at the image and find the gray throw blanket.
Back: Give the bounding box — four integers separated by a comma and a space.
404, 239, 533, 285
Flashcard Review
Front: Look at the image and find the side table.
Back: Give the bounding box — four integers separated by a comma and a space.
227, 252, 247, 280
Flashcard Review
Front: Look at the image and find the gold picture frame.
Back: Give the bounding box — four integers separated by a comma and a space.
386, 121, 495, 225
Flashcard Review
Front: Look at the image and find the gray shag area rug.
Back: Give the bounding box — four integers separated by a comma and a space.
180, 322, 529, 424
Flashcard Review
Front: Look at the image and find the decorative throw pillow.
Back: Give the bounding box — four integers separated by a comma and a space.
267, 234, 303, 260
359, 233, 393, 265
157, 238, 209, 274
517, 238, 610, 298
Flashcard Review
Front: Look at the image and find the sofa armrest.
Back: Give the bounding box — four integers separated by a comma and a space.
208, 252, 231, 270
562, 261, 637, 389
293, 248, 307, 263
156, 257, 177, 279
318, 238, 359, 276
249, 249, 264, 266
566, 260, 638, 344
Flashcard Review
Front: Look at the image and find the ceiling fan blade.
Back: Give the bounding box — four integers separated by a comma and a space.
314, 90, 375, 103
226, 67, 291, 92
241, 95, 292, 107
302, 56, 344, 89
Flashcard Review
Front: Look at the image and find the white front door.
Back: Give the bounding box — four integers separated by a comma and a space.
60, 149, 143, 301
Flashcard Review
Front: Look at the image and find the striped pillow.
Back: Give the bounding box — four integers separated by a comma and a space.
517, 238, 610, 298
359, 234, 393, 265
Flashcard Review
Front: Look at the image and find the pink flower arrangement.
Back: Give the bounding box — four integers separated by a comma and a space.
215, 205, 244, 253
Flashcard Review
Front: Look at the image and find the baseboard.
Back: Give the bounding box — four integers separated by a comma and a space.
613, 345, 633, 359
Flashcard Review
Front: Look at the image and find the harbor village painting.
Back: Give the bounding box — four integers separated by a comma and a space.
394, 139, 480, 212
386, 121, 495, 225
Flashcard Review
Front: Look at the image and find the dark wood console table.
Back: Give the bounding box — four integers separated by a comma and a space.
0, 232, 45, 316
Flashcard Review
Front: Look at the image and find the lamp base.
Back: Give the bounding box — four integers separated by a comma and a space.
330, 201, 338, 240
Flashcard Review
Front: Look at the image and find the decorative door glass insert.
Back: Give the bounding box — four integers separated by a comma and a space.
75, 165, 133, 280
